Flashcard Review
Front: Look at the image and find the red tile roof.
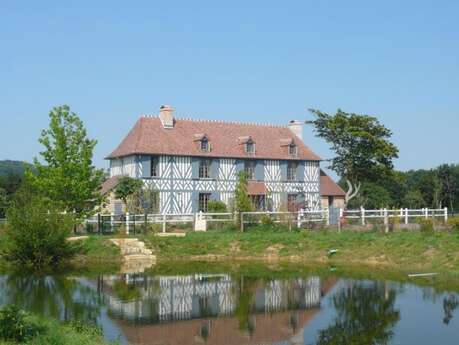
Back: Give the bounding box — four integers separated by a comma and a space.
247, 181, 267, 195
320, 170, 345, 196
100, 176, 120, 195
106, 117, 321, 161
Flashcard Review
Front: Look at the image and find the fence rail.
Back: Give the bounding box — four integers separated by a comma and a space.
0, 207, 451, 234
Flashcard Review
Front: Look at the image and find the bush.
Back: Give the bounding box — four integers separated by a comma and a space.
417, 217, 434, 233
207, 200, 227, 213
447, 216, 459, 231
3, 185, 79, 270
0, 305, 45, 342
260, 214, 274, 226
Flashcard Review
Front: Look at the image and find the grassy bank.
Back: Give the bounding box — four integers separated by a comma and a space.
144, 225, 459, 274
0, 306, 115, 345
0, 231, 122, 273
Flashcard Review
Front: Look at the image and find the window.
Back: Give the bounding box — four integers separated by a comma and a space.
199, 193, 211, 212
200, 139, 209, 152
250, 195, 265, 211
244, 160, 255, 180
287, 161, 298, 181
245, 141, 255, 154
287, 194, 298, 212
289, 144, 297, 156
151, 156, 159, 177
199, 159, 211, 178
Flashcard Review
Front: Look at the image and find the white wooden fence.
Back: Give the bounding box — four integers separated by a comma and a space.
343, 207, 448, 225
1, 207, 449, 234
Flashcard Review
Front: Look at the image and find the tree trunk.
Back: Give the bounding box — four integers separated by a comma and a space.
345, 179, 361, 206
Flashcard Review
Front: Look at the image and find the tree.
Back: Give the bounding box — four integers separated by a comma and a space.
26, 105, 104, 217
114, 176, 143, 207
234, 171, 253, 214
0, 188, 7, 218
402, 190, 425, 209
308, 109, 399, 205
3, 184, 78, 270
437, 164, 456, 212
348, 182, 393, 209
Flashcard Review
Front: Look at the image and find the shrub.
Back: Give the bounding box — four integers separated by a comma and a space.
417, 217, 434, 233
447, 216, 459, 231
260, 214, 274, 226
207, 200, 227, 213
4, 185, 79, 270
0, 305, 45, 342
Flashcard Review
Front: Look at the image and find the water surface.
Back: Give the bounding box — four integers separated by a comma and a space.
0, 265, 458, 345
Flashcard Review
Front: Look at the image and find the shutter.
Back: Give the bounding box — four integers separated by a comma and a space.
141, 155, 151, 178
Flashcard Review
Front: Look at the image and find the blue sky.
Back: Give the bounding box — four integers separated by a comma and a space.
1, 0, 458, 176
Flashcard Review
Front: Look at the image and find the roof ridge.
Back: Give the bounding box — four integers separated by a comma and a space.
141, 114, 286, 128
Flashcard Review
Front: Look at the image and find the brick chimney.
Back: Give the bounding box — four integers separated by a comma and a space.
159, 105, 175, 129
288, 120, 303, 141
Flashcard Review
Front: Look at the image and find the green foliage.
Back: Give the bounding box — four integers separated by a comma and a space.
447, 216, 459, 231
348, 182, 392, 209
0, 188, 7, 218
114, 176, 143, 209
207, 200, 227, 213
0, 305, 113, 345
260, 214, 274, 226
0, 305, 45, 342
0, 160, 30, 177
234, 171, 253, 213
402, 190, 425, 209
308, 109, 399, 204
26, 105, 104, 218
3, 185, 78, 270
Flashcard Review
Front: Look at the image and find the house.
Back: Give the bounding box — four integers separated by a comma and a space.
320, 170, 346, 209
105, 105, 324, 214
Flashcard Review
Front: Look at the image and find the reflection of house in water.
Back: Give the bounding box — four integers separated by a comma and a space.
92, 273, 336, 345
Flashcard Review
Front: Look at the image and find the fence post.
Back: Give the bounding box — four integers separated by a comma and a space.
405, 208, 409, 225
110, 212, 114, 233
144, 213, 147, 234
384, 208, 389, 233
97, 213, 101, 235
361, 207, 365, 226
424, 208, 428, 219
133, 213, 136, 235
240, 212, 244, 232
444, 207, 448, 223
338, 208, 343, 233
326, 208, 330, 226
399, 208, 403, 222
162, 213, 166, 233
126, 212, 130, 235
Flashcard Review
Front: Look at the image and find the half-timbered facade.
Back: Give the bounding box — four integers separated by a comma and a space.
106, 105, 322, 214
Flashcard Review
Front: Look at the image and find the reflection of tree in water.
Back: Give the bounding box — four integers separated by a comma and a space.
316, 281, 400, 345
443, 294, 459, 325
0, 274, 103, 323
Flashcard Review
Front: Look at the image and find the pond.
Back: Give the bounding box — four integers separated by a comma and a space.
1, 264, 459, 345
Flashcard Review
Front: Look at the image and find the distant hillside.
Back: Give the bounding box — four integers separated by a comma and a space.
0, 160, 30, 176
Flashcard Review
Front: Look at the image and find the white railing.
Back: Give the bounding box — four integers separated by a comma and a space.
239, 209, 329, 231
342, 207, 448, 225
79, 207, 449, 234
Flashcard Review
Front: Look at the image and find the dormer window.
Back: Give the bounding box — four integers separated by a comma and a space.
245, 140, 255, 154
288, 144, 297, 156
200, 138, 209, 152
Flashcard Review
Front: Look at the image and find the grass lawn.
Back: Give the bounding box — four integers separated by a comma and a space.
144, 225, 459, 274
0, 309, 115, 345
